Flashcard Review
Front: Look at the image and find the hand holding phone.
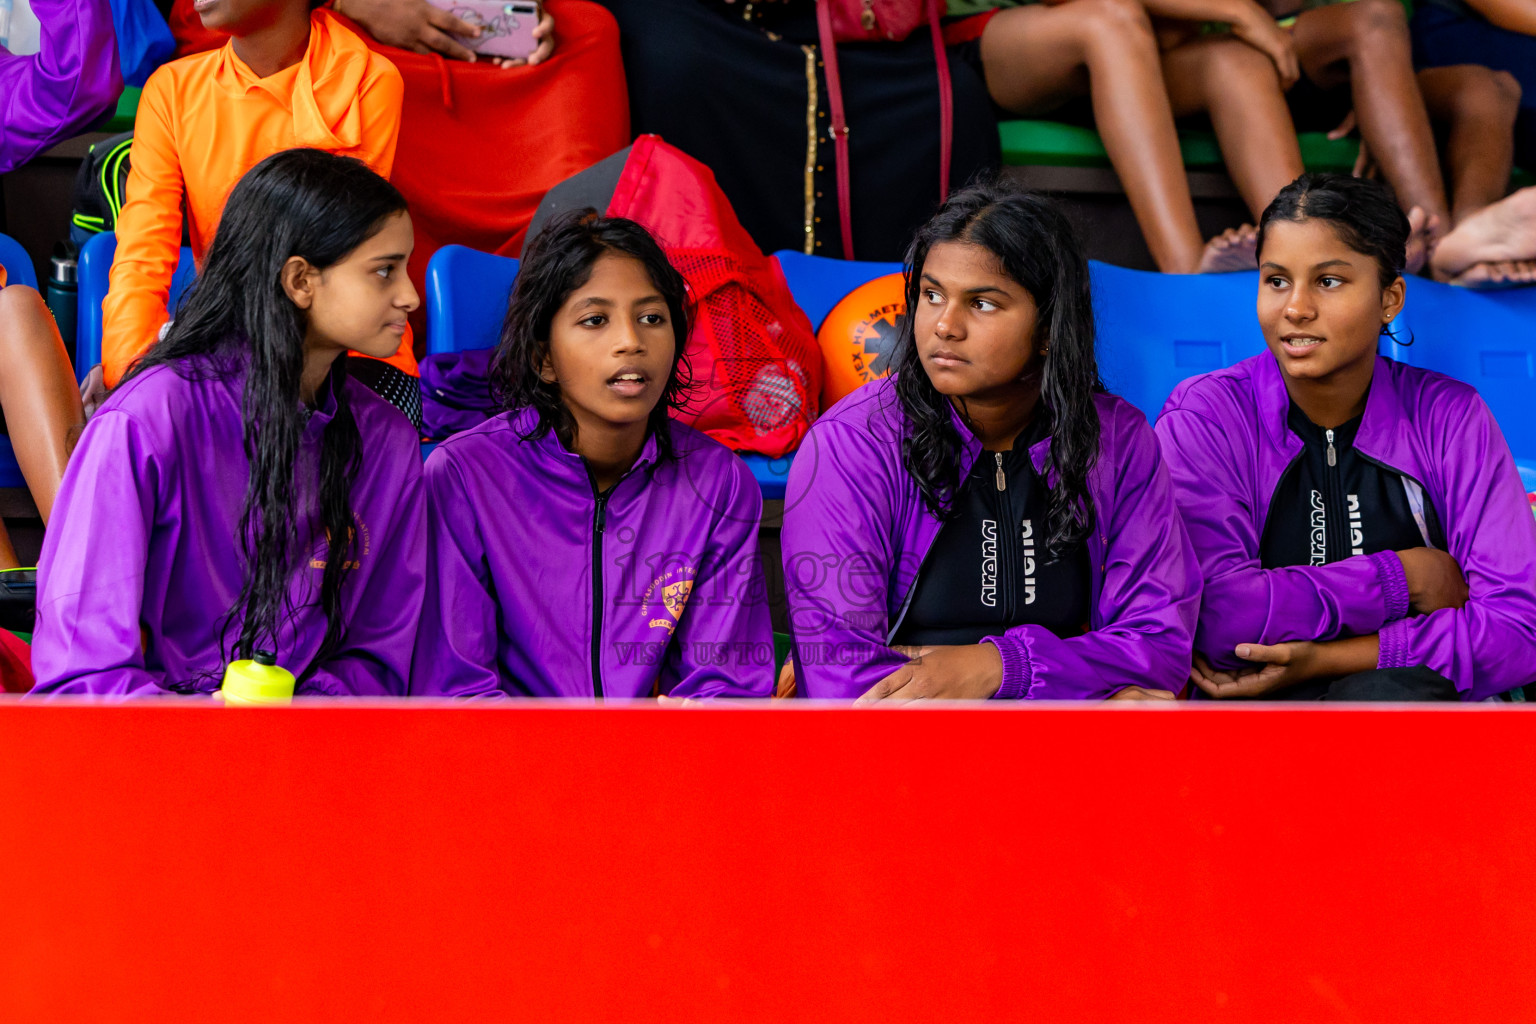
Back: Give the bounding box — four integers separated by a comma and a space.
428, 1, 541, 61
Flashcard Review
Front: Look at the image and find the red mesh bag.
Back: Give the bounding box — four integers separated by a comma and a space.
607, 136, 822, 457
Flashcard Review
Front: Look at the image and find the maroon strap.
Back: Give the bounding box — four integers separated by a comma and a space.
816, 0, 955, 261
815, 0, 857, 260
929, 0, 952, 201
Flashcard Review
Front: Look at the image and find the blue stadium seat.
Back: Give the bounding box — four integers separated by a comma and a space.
0, 234, 37, 488
1091, 262, 1270, 421
424, 245, 519, 355
0, 233, 37, 290
1382, 278, 1536, 472
772, 250, 904, 333
76, 231, 196, 382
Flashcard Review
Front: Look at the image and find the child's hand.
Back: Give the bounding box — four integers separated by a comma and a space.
1230, 9, 1300, 89
339, 0, 484, 63
79, 364, 109, 418
491, 5, 555, 68
855, 644, 1003, 704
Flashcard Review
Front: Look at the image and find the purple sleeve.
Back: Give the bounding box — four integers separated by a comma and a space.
1377, 395, 1536, 699
661, 457, 774, 699
1156, 405, 1409, 671
31, 411, 167, 696
984, 410, 1201, 699
0, 0, 122, 174
410, 448, 505, 698
780, 423, 908, 700
302, 440, 425, 697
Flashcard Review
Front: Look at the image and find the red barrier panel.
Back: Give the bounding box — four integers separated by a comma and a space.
2, 701, 1534, 1021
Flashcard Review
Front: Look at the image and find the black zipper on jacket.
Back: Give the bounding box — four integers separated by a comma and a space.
590, 489, 608, 700
585, 463, 638, 700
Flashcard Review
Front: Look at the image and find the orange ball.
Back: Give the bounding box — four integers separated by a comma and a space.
816, 272, 906, 407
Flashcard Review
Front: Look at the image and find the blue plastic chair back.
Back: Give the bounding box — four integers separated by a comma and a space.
1382, 277, 1536, 468
76, 231, 196, 380
772, 250, 905, 333
0, 233, 38, 290
424, 245, 520, 355
1091, 262, 1270, 421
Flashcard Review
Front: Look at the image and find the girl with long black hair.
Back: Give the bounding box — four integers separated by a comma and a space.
411, 211, 773, 700
31, 148, 426, 696
781, 181, 1201, 701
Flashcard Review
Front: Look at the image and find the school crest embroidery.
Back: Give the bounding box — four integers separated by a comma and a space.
642, 567, 697, 634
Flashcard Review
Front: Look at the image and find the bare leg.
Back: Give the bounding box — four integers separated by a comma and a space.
0, 286, 86, 524
979, 0, 1207, 273
1161, 33, 1305, 221
1417, 66, 1521, 227
1290, 0, 1450, 233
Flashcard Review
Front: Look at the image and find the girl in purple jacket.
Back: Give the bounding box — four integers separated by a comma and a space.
1157, 173, 1536, 700
31, 149, 426, 696
781, 182, 1203, 702
411, 212, 774, 700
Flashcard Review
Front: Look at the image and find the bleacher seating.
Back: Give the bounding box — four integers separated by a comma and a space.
0, 233, 38, 290
424, 245, 519, 357
1092, 263, 1269, 418
998, 118, 1536, 190
426, 242, 1536, 502
1382, 277, 1536, 478
75, 231, 196, 382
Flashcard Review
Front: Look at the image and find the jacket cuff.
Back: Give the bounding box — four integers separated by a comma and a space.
982, 635, 1032, 700
1371, 550, 1410, 623
1378, 618, 1411, 670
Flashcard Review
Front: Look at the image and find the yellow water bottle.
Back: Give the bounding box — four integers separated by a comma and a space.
220, 649, 296, 706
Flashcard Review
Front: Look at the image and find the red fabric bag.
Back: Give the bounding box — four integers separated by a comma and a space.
607, 136, 822, 457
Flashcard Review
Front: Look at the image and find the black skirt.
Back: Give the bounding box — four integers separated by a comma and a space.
596, 0, 1000, 261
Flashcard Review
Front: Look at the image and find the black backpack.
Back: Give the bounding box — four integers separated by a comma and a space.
70, 131, 134, 250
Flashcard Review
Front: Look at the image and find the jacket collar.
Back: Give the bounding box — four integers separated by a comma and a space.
944, 393, 1056, 484
511, 406, 662, 481
1253, 352, 1420, 476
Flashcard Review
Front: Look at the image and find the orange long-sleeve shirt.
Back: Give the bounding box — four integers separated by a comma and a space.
101, 9, 412, 387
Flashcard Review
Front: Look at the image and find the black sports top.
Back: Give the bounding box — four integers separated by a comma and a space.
894, 418, 1092, 647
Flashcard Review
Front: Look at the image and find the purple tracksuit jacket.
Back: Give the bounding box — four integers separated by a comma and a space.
31, 356, 426, 697
781, 377, 1202, 700
410, 409, 775, 700
1155, 353, 1536, 699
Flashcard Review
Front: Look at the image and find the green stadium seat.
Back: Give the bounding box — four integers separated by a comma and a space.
998, 119, 1530, 186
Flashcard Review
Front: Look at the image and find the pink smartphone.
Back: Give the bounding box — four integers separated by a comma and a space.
432, 1, 540, 60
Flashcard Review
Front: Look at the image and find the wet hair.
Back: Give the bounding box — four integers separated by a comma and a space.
490, 210, 694, 461
1256, 173, 1410, 289
893, 180, 1103, 561
128, 148, 408, 683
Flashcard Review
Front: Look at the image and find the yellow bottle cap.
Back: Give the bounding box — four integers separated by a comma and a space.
221, 650, 296, 706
